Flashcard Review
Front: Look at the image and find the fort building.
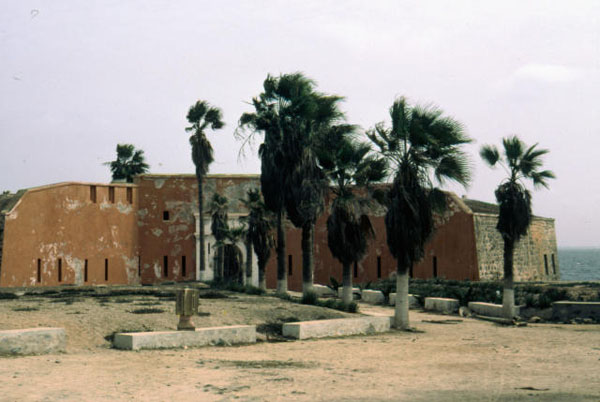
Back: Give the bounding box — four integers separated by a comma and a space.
0, 174, 559, 289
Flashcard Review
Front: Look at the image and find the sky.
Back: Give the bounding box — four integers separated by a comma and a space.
1, 1, 599, 247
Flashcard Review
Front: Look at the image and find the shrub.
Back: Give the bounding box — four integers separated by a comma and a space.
244, 285, 266, 295
129, 308, 165, 314
300, 291, 318, 305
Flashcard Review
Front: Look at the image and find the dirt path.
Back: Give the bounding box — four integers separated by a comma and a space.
1, 302, 599, 401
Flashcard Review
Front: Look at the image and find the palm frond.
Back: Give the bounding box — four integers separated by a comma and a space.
479, 145, 500, 167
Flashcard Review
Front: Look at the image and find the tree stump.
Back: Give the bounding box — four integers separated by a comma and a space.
176, 288, 199, 331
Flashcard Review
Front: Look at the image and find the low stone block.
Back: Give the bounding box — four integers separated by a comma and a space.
552, 301, 600, 322
337, 287, 361, 299
282, 316, 391, 340
312, 284, 336, 297
388, 293, 421, 309
0, 327, 66, 356
113, 325, 256, 351
468, 302, 520, 318
424, 297, 459, 314
361, 289, 385, 304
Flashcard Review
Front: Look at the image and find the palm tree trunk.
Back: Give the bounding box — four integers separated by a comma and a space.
258, 259, 267, 290
502, 239, 516, 319
276, 211, 288, 294
216, 246, 224, 282
197, 174, 206, 278
394, 260, 410, 330
245, 235, 252, 285
342, 263, 352, 305
301, 222, 315, 295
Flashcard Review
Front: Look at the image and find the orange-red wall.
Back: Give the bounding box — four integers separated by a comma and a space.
265, 196, 480, 291
0, 183, 138, 287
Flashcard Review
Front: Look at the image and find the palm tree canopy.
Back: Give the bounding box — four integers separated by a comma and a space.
209, 193, 229, 243
104, 144, 149, 183
319, 126, 386, 266
186, 100, 224, 176
367, 97, 472, 188
480, 136, 555, 242
368, 97, 472, 268
241, 189, 274, 264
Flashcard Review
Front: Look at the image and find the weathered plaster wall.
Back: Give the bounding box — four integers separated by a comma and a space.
136, 174, 259, 284
0, 183, 139, 287
473, 214, 560, 281
266, 193, 480, 292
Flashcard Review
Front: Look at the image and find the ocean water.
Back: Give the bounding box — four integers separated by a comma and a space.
558, 248, 600, 281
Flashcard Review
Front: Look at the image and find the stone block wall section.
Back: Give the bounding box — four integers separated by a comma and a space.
0, 327, 66, 356
473, 214, 559, 281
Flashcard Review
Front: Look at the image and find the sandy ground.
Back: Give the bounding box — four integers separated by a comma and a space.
1, 291, 599, 401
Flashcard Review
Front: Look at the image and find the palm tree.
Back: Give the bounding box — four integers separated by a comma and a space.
104, 144, 149, 183
279, 75, 345, 296
209, 193, 229, 282
242, 189, 274, 290
319, 125, 387, 305
480, 136, 554, 319
367, 97, 472, 329
238, 75, 290, 294
186, 101, 224, 277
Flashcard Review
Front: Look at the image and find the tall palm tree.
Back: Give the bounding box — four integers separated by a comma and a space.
319, 125, 387, 305
242, 189, 274, 290
240, 73, 344, 296
279, 75, 345, 296
209, 193, 229, 282
104, 144, 149, 183
186, 101, 224, 277
238, 75, 290, 294
480, 136, 554, 319
367, 97, 472, 329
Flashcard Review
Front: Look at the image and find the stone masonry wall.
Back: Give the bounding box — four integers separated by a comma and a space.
474, 213, 560, 281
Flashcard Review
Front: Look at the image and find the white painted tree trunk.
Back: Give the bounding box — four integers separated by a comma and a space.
394, 270, 410, 330
502, 287, 515, 319
277, 279, 288, 294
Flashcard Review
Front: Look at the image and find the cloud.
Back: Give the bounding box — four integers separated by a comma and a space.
512, 64, 582, 83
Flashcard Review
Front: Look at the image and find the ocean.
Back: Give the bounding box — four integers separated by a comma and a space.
558, 248, 600, 281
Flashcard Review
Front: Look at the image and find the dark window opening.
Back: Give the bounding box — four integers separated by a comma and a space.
544, 254, 549, 275
127, 187, 133, 204
163, 211, 170, 221
409, 265, 414, 278
163, 256, 168, 278
90, 186, 97, 203
138, 256, 141, 277
182, 255, 187, 277
104, 259, 108, 281
551, 254, 556, 274
84, 259, 88, 282
288, 255, 293, 276
108, 186, 115, 203
58, 258, 62, 282
353, 262, 358, 278
37, 259, 41, 283
377, 257, 382, 278
432, 256, 437, 278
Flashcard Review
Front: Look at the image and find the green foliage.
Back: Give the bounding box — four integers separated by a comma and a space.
186, 100, 224, 176
129, 308, 165, 314
480, 137, 554, 244
104, 144, 149, 183
368, 97, 472, 274
300, 291, 318, 305
327, 277, 341, 292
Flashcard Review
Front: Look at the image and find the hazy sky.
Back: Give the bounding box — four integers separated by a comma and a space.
1, 1, 599, 247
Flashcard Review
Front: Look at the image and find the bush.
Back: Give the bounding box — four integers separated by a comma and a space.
244, 285, 266, 295
300, 291, 318, 305
129, 308, 165, 314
